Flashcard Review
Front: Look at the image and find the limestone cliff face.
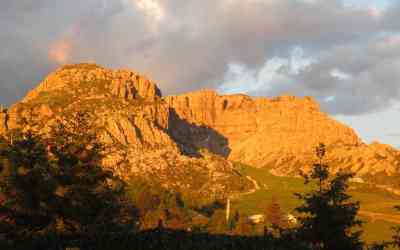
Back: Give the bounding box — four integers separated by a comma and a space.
166, 90, 400, 185
2, 63, 400, 190
22, 64, 162, 103
0, 64, 251, 196
0, 108, 7, 135
165, 90, 361, 162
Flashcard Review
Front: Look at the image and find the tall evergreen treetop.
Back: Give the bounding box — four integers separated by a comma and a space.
294, 143, 364, 250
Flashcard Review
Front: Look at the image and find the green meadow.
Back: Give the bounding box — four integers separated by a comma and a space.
232, 164, 400, 244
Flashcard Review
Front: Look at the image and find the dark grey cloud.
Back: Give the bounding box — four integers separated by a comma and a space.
0, 0, 111, 105
0, 0, 399, 116
248, 36, 400, 115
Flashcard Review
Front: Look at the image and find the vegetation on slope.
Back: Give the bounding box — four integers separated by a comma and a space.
234, 164, 400, 244
0, 112, 138, 247
1, 110, 400, 249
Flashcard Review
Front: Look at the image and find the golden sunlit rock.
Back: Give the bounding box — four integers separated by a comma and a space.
2, 63, 400, 191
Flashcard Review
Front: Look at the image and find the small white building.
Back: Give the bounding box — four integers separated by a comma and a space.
248, 214, 265, 224
287, 214, 298, 225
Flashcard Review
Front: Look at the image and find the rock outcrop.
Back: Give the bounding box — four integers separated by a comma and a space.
165, 90, 361, 162
165, 90, 400, 186
0, 107, 7, 135
22, 64, 162, 103
1, 63, 400, 190
0, 64, 251, 196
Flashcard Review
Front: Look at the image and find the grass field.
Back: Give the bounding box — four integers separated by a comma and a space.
231, 164, 400, 244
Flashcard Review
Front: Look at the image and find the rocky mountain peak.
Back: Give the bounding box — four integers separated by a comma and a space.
22, 63, 162, 104
1, 64, 251, 196
1, 63, 399, 191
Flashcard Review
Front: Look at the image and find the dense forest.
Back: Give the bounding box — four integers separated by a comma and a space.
1, 112, 400, 250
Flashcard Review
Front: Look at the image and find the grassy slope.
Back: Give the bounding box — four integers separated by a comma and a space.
232, 165, 400, 244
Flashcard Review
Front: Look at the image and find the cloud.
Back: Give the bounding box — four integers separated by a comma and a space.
223, 35, 400, 115
386, 133, 400, 137
285, 35, 400, 115
48, 38, 74, 64
134, 0, 165, 22
0, 0, 400, 117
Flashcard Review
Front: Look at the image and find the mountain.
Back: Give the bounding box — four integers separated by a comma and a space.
1, 63, 399, 192
0, 64, 251, 197
166, 89, 400, 186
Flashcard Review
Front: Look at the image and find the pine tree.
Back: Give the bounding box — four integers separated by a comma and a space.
234, 214, 252, 236
391, 206, 400, 249
207, 209, 227, 234
0, 111, 138, 241
0, 130, 56, 238
294, 143, 364, 250
266, 196, 285, 228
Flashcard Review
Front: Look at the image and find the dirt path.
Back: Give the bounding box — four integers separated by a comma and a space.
231, 176, 261, 200
246, 176, 260, 191
359, 210, 400, 224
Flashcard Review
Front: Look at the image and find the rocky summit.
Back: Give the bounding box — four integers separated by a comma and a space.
166, 89, 400, 186
1, 63, 400, 192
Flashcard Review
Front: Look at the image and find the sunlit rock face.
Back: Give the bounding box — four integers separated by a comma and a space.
166, 90, 400, 185
0, 107, 7, 135
0, 64, 252, 196
2, 63, 400, 190
166, 90, 361, 164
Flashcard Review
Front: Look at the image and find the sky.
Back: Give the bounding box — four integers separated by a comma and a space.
0, 0, 399, 147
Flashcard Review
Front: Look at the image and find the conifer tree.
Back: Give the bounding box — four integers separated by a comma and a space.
235, 214, 252, 236
294, 143, 364, 250
266, 196, 285, 228
0, 111, 138, 241
208, 209, 228, 234
0, 130, 56, 238
391, 206, 400, 249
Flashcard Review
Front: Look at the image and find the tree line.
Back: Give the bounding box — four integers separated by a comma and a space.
1, 112, 400, 249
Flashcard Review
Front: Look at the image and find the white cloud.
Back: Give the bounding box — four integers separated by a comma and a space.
330, 68, 352, 80
135, 0, 165, 21
218, 46, 314, 95
289, 47, 315, 74
324, 95, 336, 102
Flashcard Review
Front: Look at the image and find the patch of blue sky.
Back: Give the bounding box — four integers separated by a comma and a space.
335, 102, 400, 148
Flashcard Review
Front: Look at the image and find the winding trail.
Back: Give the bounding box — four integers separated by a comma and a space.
246, 176, 260, 192
231, 175, 261, 200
